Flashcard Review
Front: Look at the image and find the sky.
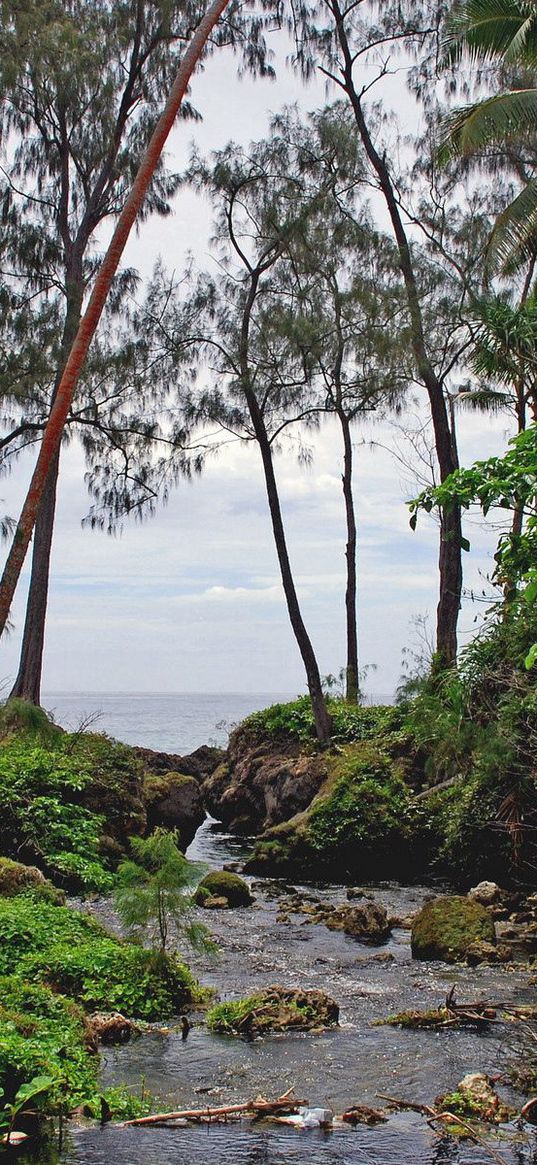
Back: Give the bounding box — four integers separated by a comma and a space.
0, 34, 515, 700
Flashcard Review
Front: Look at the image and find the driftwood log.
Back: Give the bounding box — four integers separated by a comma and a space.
123, 1089, 307, 1127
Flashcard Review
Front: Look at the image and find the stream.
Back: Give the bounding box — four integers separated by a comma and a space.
27, 818, 537, 1164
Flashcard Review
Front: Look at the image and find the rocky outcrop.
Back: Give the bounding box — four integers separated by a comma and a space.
135, 745, 223, 850
201, 723, 328, 834
411, 895, 496, 962
135, 744, 224, 781
144, 773, 205, 849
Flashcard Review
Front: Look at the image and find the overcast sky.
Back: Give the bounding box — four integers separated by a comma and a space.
0, 38, 513, 700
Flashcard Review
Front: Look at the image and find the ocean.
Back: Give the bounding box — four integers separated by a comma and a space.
41, 690, 298, 754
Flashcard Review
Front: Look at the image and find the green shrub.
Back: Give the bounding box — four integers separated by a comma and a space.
23, 940, 195, 1020
0, 728, 147, 891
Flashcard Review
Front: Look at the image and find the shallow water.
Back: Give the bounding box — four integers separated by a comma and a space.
28, 819, 537, 1165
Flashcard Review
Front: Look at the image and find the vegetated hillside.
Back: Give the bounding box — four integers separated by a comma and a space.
235, 606, 537, 888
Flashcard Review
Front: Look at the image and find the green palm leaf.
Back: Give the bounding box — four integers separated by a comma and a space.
440, 88, 537, 159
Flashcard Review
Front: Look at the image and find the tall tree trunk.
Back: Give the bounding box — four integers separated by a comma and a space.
339, 410, 358, 703
329, 0, 462, 668
0, 0, 233, 638
9, 450, 60, 704
245, 385, 332, 743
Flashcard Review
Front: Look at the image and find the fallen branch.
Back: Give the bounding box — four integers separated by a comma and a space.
123, 1089, 307, 1127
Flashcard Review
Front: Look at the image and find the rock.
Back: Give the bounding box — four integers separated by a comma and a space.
346, 887, 373, 901
144, 772, 205, 849
436, 1073, 515, 1123
194, 870, 253, 907
202, 895, 231, 909
88, 1012, 139, 1045
0, 857, 65, 904
207, 985, 339, 1037
465, 940, 503, 966
411, 895, 495, 962
468, 880, 503, 906
325, 901, 391, 944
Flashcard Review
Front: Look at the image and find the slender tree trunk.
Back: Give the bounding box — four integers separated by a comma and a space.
245, 385, 332, 743
0, 0, 232, 638
338, 410, 358, 702
237, 263, 331, 744
329, 1, 462, 668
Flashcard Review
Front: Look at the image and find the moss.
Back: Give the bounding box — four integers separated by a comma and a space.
194, 870, 253, 907
411, 896, 495, 962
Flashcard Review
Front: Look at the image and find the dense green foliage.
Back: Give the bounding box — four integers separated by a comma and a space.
245, 697, 402, 745
0, 713, 146, 889
402, 605, 537, 883
0, 897, 195, 1020
0, 975, 97, 1109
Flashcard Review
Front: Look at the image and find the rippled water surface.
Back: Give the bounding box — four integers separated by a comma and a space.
41, 818, 537, 1165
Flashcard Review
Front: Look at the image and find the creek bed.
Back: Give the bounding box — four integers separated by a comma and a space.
33, 817, 537, 1165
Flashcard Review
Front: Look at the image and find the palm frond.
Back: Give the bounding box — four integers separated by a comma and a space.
487, 175, 537, 268
441, 88, 537, 159
445, 0, 537, 67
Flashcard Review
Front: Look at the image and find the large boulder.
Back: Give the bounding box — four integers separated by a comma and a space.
194, 870, 253, 908
411, 895, 496, 962
144, 772, 205, 849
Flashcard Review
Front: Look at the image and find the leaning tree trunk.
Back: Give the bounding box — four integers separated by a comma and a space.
0, 0, 233, 640
331, 7, 462, 668
338, 409, 359, 703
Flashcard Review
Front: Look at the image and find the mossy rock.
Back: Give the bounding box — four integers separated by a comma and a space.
0, 858, 64, 905
194, 870, 253, 907
411, 895, 495, 963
